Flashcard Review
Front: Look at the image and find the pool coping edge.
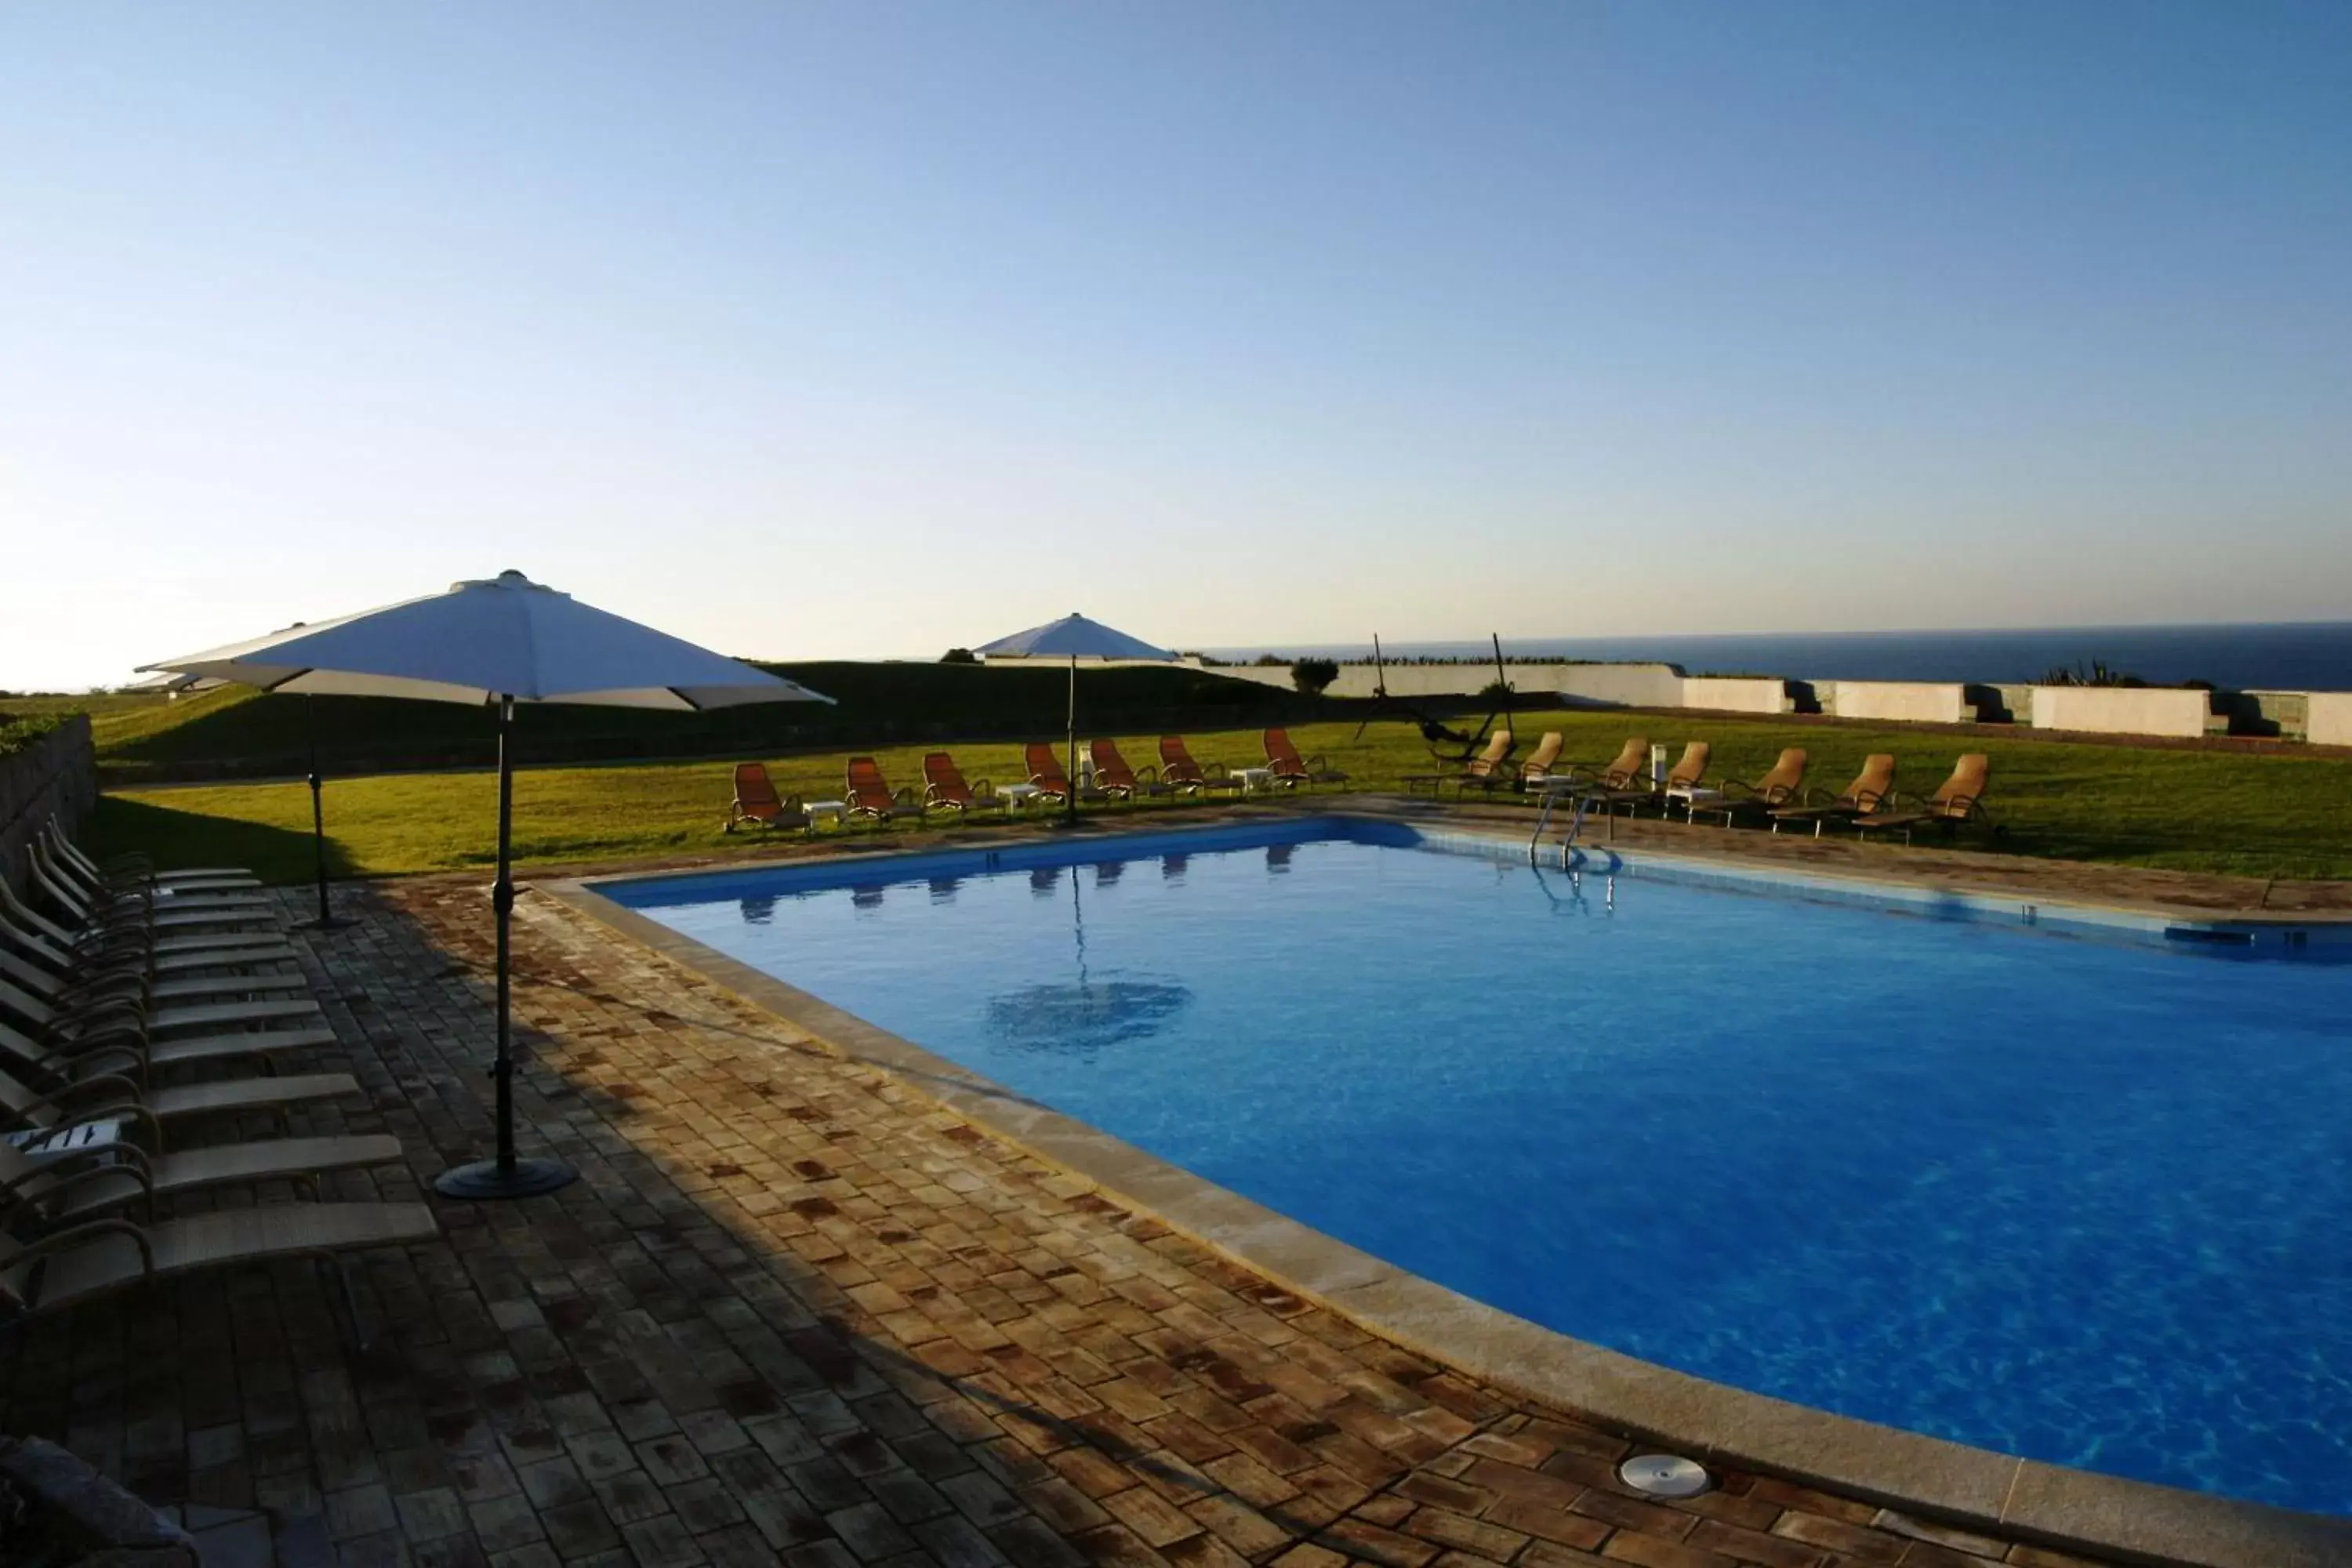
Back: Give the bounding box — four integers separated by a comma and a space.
540, 828, 2352, 1568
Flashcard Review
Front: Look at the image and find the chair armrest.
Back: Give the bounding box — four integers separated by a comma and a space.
971, 777, 994, 797
7, 1216, 154, 1287
33, 1155, 157, 1208
1136, 765, 1160, 784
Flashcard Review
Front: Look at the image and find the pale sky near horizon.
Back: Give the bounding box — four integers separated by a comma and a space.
4, 2, 2348, 691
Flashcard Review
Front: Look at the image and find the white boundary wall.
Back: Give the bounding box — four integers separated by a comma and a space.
1679, 677, 1790, 714
2308, 692, 2352, 747
1831, 682, 1968, 724
2031, 687, 2209, 738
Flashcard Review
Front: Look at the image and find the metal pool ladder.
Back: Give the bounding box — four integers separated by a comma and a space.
1530, 779, 1588, 866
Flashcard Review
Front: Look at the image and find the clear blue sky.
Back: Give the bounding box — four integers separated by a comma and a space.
4, 2, 2347, 689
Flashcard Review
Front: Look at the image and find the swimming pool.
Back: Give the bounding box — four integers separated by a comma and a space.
609, 821, 2352, 1516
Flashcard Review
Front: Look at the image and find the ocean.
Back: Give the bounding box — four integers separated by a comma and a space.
1205, 622, 2352, 691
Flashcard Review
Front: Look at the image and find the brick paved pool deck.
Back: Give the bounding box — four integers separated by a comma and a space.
9, 796, 2347, 1568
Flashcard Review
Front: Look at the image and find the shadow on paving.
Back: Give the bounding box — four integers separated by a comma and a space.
0, 877, 2123, 1568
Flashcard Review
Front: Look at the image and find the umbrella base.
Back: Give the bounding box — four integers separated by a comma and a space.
434, 1156, 577, 1200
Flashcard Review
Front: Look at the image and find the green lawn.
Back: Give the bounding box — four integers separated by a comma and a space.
83, 712, 2352, 884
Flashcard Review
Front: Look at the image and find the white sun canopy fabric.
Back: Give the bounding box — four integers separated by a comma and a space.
139, 571, 833, 711
974, 612, 1175, 662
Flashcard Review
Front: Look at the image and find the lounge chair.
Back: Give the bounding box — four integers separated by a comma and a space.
0, 902, 296, 987
1514, 732, 1567, 786
1025, 742, 1077, 804
724, 762, 811, 833
0, 875, 288, 968
1687, 748, 1808, 826
844, 757, 921, 822
1770, 753, 1897, 837
1263, 728, 1348, 789
0, 1200, 438, 1322
1158, 737, 1241, 795
920, 753, 1002, 815
1585, 741, 1708, 818
43, 819, 259, 892
0, 943, 308, 1015
35, 832, 274, 916
30, 841, 278, 939
0, 1007, 332, 1091
1849, 755, 1995, 844
0, 1059, 362, 1145
1089, 739, 1168, 801
1, 1126, 404, 1226
1403, 731, 1513, 794
0, 960, 322, 1046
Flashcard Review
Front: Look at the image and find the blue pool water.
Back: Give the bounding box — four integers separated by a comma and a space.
615, 826, 2352, 1515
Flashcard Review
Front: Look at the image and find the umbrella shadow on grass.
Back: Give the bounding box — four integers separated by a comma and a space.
83, 793, 351, 886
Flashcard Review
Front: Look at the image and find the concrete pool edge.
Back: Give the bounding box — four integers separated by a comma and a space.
546, 825, 2352, 1568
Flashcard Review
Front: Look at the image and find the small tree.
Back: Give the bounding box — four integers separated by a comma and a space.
1291, 657, 1340, 697
940, 648, 978, 664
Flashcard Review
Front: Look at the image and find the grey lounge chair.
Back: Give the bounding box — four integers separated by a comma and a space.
1, 1201, 437, 1322
0, 1060, 361, 1144
0, 946, 307, 1018
0, 876, 287, 967
0, 902, 297, 984
44, 818, 259, 891
0, 971, 321, 1046
34, 854, 275, 929
36, 832, 273, 913
1, 1126, 404, 1226
0, 1015, 334, 1093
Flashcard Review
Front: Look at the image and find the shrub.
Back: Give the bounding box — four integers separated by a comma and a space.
939, 648, 978, 664
1290, 658, 1340, 697
1475, 678, 1515, 704
1252, 653, 1287, 667
2041, 659, 2147, 688
0, 713, 67, 759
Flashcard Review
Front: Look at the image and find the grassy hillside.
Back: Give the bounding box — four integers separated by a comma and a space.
86, 710, 2352, 883
35, 662, 1304, 782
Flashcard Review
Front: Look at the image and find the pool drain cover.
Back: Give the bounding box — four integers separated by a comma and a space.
1619, 1454, 1710, 1498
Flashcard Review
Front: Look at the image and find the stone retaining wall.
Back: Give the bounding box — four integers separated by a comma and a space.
0, 715, 96, 890
2031, 685, 2212, 739
1826, 681, 1968, 724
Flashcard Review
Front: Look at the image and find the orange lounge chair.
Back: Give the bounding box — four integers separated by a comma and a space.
921, 753, 1002, 815
1403, 731, 1513, 793
1850, 755, 1994, 844
1771, 754, 1896, 837
1688, 748, 1807, 826
1585, 740, 1706, 818
1089, 739, 1167, 800
1263, 728, 1350, 789
1514, 732, 1567, 786
1025, 742, 1076, 804
844, 757, 920, 823
1158, 737, 1240, 795
725, 763, 811, 833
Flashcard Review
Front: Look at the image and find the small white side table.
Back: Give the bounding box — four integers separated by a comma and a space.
1233, 767, 1273, 794
805, 799, 848, 829
999, 783, 1044, 814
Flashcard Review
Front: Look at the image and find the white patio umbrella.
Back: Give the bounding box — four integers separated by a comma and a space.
972, 613, 1177, 823
140, 570, 833, 1200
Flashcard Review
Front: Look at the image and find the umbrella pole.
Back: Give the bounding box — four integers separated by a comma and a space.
1065, 655, 1078, 825
293, 695, 346, 931
436, 695, 578, 1200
